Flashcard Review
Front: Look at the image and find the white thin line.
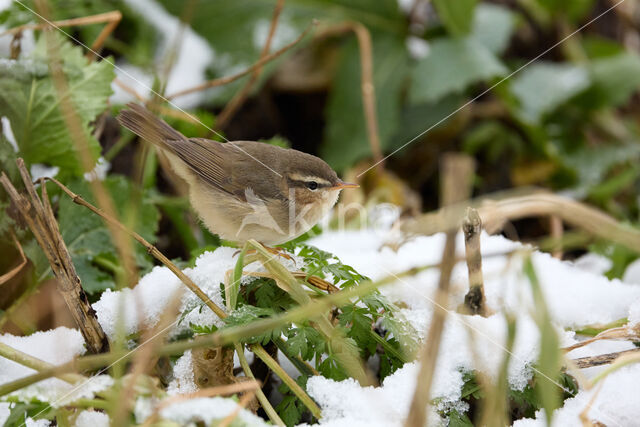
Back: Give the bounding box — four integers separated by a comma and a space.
358, 0, 628, 177
375, 261, 622, 427
9, 0, 283, 178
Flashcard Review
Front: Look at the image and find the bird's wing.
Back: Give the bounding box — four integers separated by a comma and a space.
166, 137, 236, 197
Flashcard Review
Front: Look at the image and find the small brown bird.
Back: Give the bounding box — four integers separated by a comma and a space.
117, 103, 357, 245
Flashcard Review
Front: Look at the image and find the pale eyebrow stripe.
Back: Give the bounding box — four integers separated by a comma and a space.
288, 174, 331, 186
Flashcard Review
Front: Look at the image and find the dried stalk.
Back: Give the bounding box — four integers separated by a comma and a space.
462, 207, 486, 316
550, 215, 563, 259
46, 176, 226, 319
564, 326, 639, 353
0, 261, 439, 396
36, 2, 138, 286
403, 192, 640, 254
234, 343, 284, 425
141, 380, 260, 427
216, 0, 285, 129
405, 154, 474, 427
0, 163, 108, 354
317, 22, 383, 167
44, 178, 320, 419
110, 287, 184, 426
1, 10, 122, 57
0, 232, 27, 287
167, 21, 315, 100
572, 348, 640, 369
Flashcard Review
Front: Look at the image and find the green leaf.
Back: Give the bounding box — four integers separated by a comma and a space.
286, 326, 324, 361
0, 36, 114, 176
410, 38, 507, 104
388, 94, 463, 151
470, 4, 516, 54
448, 410, 474, 427
588, 53, 640, 107
523, 257, 562, 425
510, 62, 590, 123
57, 175, 160, 293
537, 0, 595, 22
432, 0, 477, 36
322, 33, 408, 171
276, 375, 310, 426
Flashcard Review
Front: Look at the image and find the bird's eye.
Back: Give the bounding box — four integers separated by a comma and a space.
307, 181, 318, 190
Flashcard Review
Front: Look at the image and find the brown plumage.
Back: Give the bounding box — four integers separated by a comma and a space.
117, 103, 355, 244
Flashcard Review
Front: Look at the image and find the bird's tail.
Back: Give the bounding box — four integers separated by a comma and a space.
116, 103, 186, 150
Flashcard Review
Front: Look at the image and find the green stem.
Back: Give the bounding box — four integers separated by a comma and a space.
0, 263, 432, 396
234, 343, 284, 426
0, 341, 84, 384
572, 318, 628, 337
250, 343, 322, 420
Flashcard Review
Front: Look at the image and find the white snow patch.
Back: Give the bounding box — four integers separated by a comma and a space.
0, 327, 112, 406
135, 396, 269, 426
572, 252, 612, 276
1, 117, 18, 151
84, 157, 110, 182
623, 258, 640, 284
74, 410, 110, 427
167, 350, 197, 395
92, 246, 299, 338
513, 364, 640, 426
30, 164, 60, 180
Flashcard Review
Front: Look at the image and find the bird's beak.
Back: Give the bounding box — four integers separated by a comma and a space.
330, 180, 359, 190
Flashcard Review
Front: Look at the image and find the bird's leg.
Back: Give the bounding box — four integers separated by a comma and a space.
234, 244, 295, 263
260, 244, 295, 263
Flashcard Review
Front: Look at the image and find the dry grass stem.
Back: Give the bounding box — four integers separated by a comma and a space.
403, 192, 640, 254
564, 326, 639, 352
317, 22, 383, 167
141, 380, 260, 427
45, 176, 226, 319
219, 390, 257, 427
462, 207, 486, 316
44, 178, 320, 419
550, 215, 563, 259
167, 21, 315, 100
110, 287, 185, 426
0, 232, 27, 287
405, 153, 474, 427
0, 161, 108, 354
572, 348, 640, 368
1, 10, 122, 58
37, 1, 139, 286
216, 0, 285, 129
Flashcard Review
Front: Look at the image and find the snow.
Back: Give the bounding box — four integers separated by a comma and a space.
167, 350, 197, 395
3, 220, 640, 425
305, 229, 640, 426
513, 363, 640, 427
134, 396, 269, 426
0, 327, 113, 407
92, 246, 301, 339
74, 410, 109, 427
112, 0, 214, 109
628, 298, 640, 326
307, 366, 446, 427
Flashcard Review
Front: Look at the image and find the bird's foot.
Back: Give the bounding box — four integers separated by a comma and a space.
261, 244, 295, 263
234, 244, 295, 263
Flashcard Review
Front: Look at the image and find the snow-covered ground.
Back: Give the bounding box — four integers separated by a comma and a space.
2, 222, 640, 426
